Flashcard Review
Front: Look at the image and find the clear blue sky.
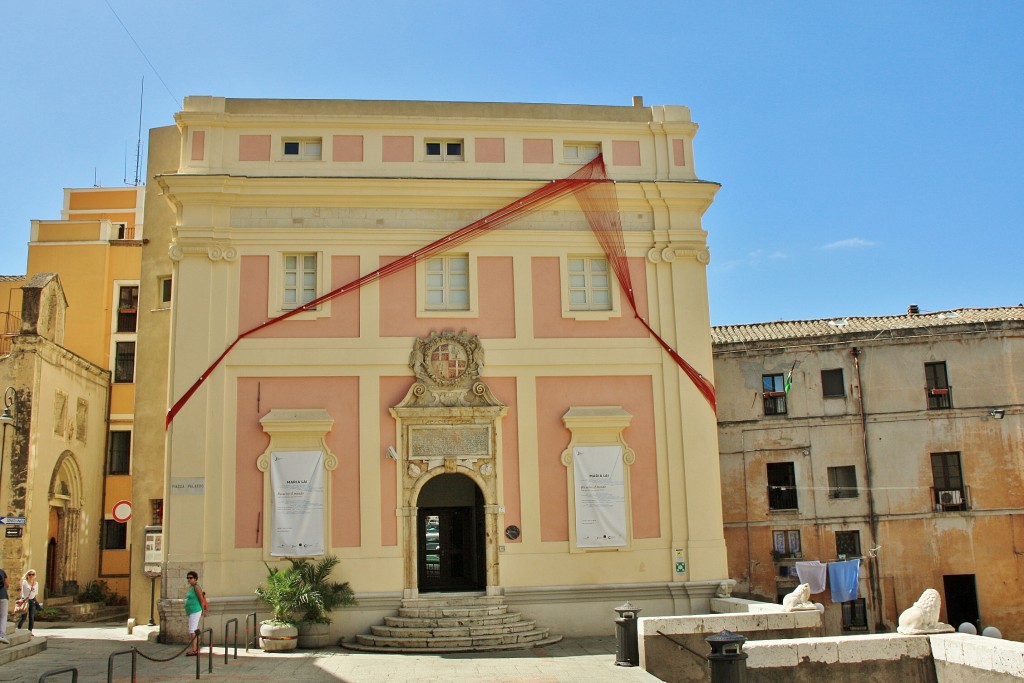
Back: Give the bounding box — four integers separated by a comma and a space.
2, 2, 1021, 325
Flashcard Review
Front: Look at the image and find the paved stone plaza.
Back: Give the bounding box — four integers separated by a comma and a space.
1, 624, 663, 683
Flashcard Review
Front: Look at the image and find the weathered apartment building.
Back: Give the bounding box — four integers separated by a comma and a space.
714, 306, 1024, 639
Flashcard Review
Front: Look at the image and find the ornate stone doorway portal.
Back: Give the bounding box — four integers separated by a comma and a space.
392, 332, 505, 598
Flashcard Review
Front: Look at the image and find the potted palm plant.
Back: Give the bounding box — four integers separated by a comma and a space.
291, 555, 356, 648
254, 563, 318, 651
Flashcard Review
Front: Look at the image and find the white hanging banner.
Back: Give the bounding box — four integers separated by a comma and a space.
573, 445, 627, 548
270, 450, 325, 556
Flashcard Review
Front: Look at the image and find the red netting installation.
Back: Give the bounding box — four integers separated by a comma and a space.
166, 155, 715, 427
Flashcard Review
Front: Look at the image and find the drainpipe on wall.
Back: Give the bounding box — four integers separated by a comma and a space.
851, 347, 886, 631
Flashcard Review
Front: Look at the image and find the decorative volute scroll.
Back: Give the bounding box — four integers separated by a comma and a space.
257, 410, 338, 473
559, 406, 636, 467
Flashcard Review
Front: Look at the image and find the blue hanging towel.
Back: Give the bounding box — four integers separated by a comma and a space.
828, 559, 860, 602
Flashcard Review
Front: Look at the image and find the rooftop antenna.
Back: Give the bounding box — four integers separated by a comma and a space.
132, 76, 145, 186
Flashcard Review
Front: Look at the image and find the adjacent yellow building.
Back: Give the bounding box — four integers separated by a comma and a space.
135, 97, 729, 643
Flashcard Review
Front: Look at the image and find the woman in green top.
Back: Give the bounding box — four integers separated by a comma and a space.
185, 570, 208, 656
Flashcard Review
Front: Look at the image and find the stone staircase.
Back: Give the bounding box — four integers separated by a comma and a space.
345, 593, 562, 653
39, 595, 130, 623
0, 628, 46, 665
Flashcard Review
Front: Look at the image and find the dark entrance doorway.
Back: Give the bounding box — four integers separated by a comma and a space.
943, 574, 980, 631
417, 474, 485, 592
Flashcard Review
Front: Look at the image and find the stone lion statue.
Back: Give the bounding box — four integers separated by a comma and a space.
897, 588, 953, 634
781, 583, 815, 611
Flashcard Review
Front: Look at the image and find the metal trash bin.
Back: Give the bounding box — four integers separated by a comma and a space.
614, 601, 642, 667
705, 629, 748, 683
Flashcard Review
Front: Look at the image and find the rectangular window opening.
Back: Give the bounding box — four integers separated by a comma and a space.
835, 530, 862, 558
283, 253, 317, 309
563, 142, 601, 164
114, 341, 136, 383
424, 255, 470, 311
767, 462, 798, 511
567, 256, 612, 311
827, 465, 858, 499
108, 430, 131, 475
425, 139, 464, 161
821, 368, 845, 398
931, 452, 966, 511
117, 285, 139, 333
842, 598, 868, 630
282, 138, 323, 161
103, 520, 128, 550
762, 374, 788, 415
925, 361, 952, 409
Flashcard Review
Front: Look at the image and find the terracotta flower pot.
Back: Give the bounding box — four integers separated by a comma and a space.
259, 621, 298, 651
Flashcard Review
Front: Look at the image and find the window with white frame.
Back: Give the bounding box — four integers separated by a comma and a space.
116, 285, 139, 333
425, 139, 464, 161
158, 276, 173, 306
114, 341, 136, 383
424, 255, 469, 310
282, 138, 322, 161
563, 142, 600, 164
827, 465, 858, 499
567, 257, 611, 311
283, 254, 317, 309
108, 430, 131, 475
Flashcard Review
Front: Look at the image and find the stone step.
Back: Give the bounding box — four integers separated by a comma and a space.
351, 627, 556, 652
43, 596, 75, 607
0, 629, 46, 665
384, 611, 524, 629
371, 619, 537, 639
398, 604, 508, 619
400, 593, 505, 608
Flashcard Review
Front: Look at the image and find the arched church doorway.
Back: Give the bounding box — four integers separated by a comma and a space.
416, 474, 485, 593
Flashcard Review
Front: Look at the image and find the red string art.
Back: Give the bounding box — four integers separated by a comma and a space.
166, 155, 715, 428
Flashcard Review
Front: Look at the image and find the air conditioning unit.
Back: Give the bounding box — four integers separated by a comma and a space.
938, 489, 963, 506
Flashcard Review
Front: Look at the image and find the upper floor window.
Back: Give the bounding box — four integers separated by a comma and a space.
827, 465, 858, 499
103, 520, 128, 550
108, 430, 131, 475
159, 276, 173, 306
767, 462, 798, 511
842, 598, 869, 631
283, 254, 317, 309
762, 374, 788, 415
564, 142, 600, 164
567, 257, 611, 311
772, 529, 801, 558
116, 285, 139, 333
821, 368, 845, 398
925, 361, 952, 409
114, 341, 136, 383
931, 452, 967, 511
282, 138, 322, 161
425, 255, 469, 311
425, 139, 464, 161
835, 530, 862, 558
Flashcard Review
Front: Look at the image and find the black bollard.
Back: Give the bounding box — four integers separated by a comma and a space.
705, 630, 748, 683
613, 601, 642, 667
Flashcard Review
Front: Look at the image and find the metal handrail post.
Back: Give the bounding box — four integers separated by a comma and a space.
106, 648, 138, 683
224, 618, 239, 663
38, 668, 78, 683
245, 611, 257, 651
202, 627, 214, 674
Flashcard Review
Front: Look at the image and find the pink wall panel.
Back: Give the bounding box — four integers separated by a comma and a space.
332, 135, 364, 162
488, 377, 521, 542
523, 138, 553, 164
238, 255, 360, 338
672, 139, 686, 166
239, 135, 271, 161
535, 375, 659, 543
380, 377, 409, 547
378, 255, 516, 338
235, 376, 361, 548
474, 137, 505, 163
382, 136, 414, 162
612, 140, 642, 166
191, 131, 205, 161
531, 256, 649, 338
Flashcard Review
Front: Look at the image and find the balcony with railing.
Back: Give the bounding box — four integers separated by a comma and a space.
932, 485, 969, 512
768, 485, 799, 511
763, 391, 788, 416
0, 311, 20, 356
927, 386, 953, 410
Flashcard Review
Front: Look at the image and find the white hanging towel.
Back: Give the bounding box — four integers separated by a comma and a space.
794, 561, 828, 594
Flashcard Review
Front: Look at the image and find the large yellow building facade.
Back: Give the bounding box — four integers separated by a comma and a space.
137, 97, 728, 641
